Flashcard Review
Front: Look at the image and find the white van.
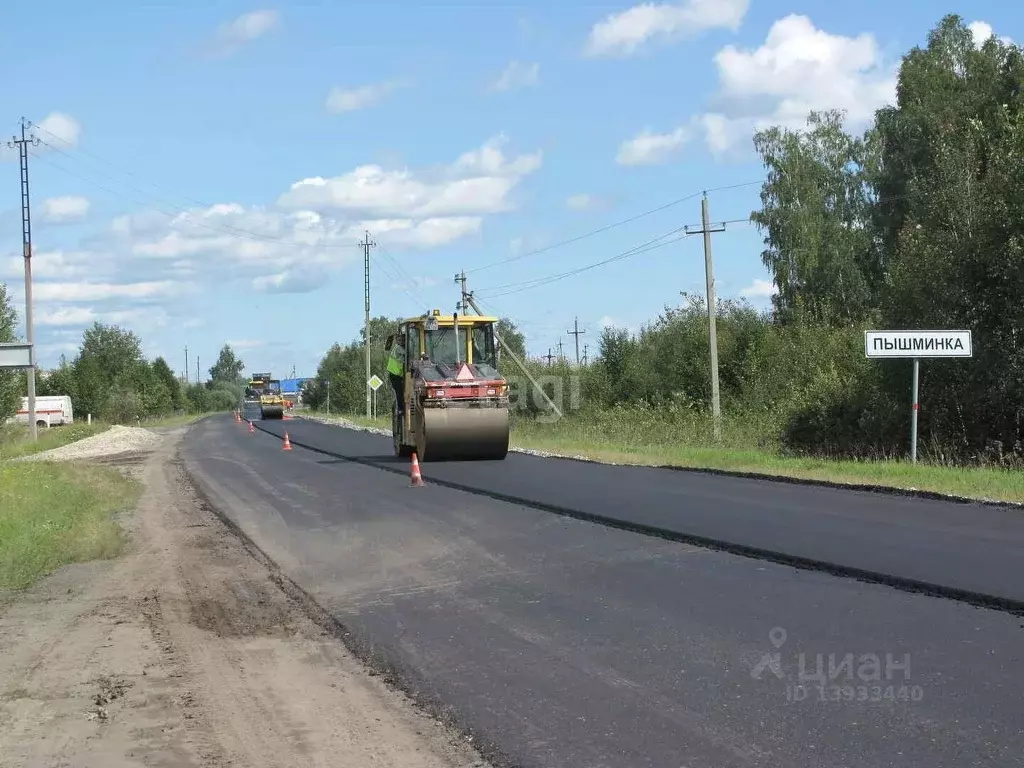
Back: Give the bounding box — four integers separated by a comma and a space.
14, 395, 74, 428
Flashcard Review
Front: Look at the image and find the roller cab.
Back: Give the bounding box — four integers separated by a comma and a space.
392, 309, 510, 461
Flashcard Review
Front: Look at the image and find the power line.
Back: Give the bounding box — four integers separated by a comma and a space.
475, 226, 688, 299
32, 137, 362, 250
30, 120, 297, 234
463, 181, 763, 275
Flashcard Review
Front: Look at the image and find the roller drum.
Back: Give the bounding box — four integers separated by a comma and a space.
417, 406, 509, 461
261, 405, 284, 419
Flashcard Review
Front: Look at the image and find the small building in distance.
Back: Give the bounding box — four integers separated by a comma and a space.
281, 377, 310, 404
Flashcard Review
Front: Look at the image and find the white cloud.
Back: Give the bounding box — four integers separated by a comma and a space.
32, 280, 191, 303
0, 249, 97, 280
227, 339, 266, 349
206, 10, 278, 57
487, 61, 540, 92
278, 134, 542, 218
695, 15, 897, 156
968, 21, 1013, 48
41, 195, 89, 223
36, 306, 169, 328
598, 315, 622, 327
584, 0, 748, 58
326, 80, 409, 113
566, 193, 597, 210
36, 113, 81, 148
252, 269, 325, 294
739, 278, 777, 298
616, 126, 691, 165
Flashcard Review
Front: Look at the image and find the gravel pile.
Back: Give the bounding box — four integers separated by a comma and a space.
16, 425, 164, 463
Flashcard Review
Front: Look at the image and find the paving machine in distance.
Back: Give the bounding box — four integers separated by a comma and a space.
246, 372, 285, 419
390, 309, 510, 461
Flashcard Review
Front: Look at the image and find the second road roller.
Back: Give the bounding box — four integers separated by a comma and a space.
389, 309, 510, 461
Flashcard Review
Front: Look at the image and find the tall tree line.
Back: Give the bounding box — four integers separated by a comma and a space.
0, 289, 246, 424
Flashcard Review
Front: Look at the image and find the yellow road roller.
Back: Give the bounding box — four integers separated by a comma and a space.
390, 309, 510, 461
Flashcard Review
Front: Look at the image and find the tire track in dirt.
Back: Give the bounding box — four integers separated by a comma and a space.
0, 426, 489, 768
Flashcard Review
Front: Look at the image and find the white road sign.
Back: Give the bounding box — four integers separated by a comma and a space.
368, 374, 383, 390
864, 330, 972, 358
0, 342, 32, 368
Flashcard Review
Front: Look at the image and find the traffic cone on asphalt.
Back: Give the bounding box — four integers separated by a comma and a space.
282, 432, 292, 451
249, 420, 254, 434
410, 452, 424, 487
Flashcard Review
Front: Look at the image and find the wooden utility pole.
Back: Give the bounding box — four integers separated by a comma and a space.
684, 192, 725, 440
184, 344, 189, 384
566, 317, 585, 366
556, 339, 564, 363
8, 118, 39, 441
545, 348, 555, 366
360, 230, 376, 418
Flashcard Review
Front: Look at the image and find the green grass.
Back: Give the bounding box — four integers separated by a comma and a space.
317, 409, 1024, 505
0, 461, 142, 589
0, 421, 111, 461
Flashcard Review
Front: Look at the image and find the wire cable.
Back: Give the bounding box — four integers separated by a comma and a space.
463, 180, 763, 276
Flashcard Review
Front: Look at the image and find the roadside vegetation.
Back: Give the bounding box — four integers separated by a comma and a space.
0, 462, 141, 589
308, 16, 1024, 505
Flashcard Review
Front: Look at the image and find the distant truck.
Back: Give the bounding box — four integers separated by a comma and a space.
12, 395, 74, 428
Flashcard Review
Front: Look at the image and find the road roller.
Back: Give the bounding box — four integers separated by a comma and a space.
247, 372, 285, 419
391, 309, 510, 461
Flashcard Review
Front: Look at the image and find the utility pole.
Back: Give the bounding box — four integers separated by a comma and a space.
684, 191, 725, 440
556, 339, 564, 363
8, 119, 39, 441
566, 317, 585, 366
184, 344, 189, 384
455, 271, 469, 312
582, 344, 589, 366
545, 348, 555, 366
360, 230, 376, 419
196, 357, 200, 385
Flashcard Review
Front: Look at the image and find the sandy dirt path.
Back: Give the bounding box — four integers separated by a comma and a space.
0, 425, 488, 768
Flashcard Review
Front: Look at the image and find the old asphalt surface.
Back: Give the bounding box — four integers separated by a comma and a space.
180, 411, 1024, 768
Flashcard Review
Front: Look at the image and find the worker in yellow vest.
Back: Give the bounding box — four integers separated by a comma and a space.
386, 334, 406, 414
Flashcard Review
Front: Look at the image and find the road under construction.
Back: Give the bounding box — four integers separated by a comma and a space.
185, 401, 1024, 768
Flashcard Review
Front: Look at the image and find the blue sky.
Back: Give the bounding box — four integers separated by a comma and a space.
0, 1, 1017, 380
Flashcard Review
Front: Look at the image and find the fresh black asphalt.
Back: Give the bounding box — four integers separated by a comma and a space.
249, 412, 1024, 611
181, 413, 1024, 768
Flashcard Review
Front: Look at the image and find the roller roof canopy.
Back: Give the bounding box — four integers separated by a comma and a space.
401, 310, 499, 325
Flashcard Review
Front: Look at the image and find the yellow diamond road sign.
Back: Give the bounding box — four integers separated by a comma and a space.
368, 374, 383, 391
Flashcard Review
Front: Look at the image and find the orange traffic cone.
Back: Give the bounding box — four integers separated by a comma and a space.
235, 410, 241, 422
282, 432, 292, 451
410, 452, 424, 486
249, 420, 254, 433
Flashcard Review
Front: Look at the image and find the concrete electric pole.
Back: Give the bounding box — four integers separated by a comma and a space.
8, 119, 39, 441
566, 317, 585, 366
360, 230, 377, 419
684, 192, 725, 440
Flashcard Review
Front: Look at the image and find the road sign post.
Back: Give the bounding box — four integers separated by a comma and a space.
368, 375, 383, 420
864, 330, 972, 463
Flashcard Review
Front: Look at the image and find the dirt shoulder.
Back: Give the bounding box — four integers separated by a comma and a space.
0, 425, 488, 767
